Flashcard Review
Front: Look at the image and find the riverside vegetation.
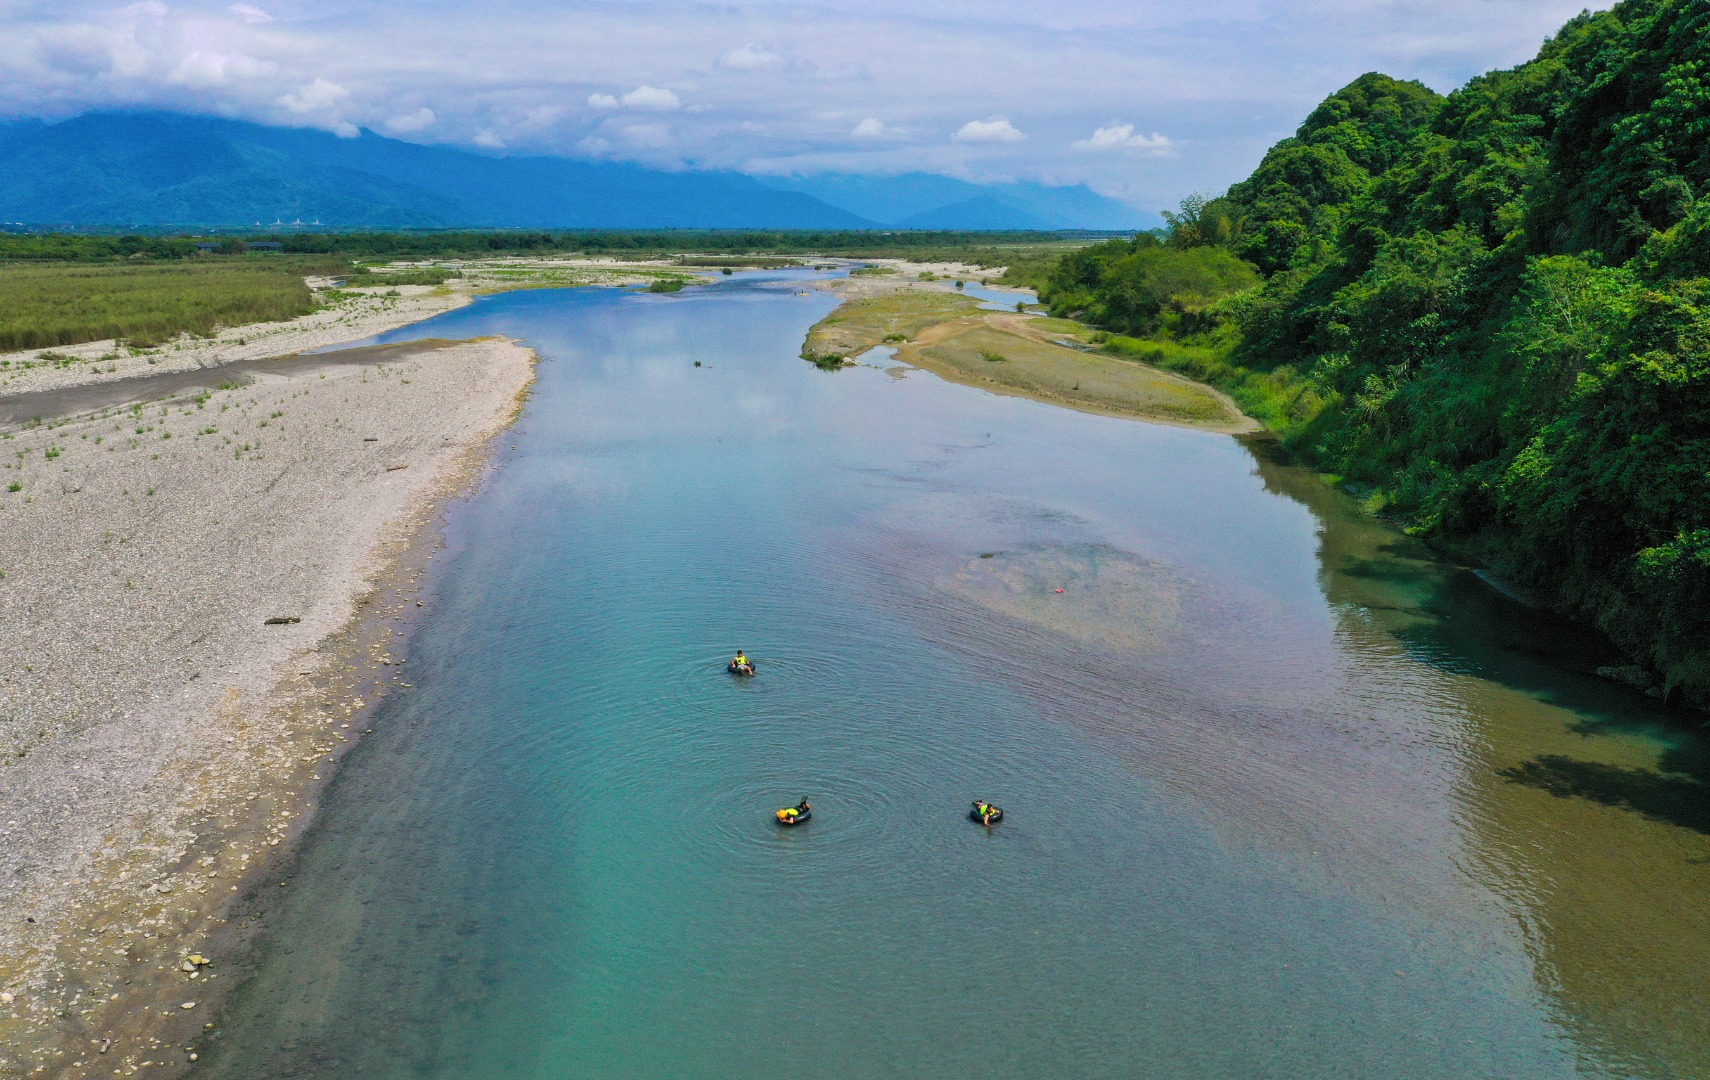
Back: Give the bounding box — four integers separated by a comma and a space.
1038, 0, 1710, 706
0, 229, 1080, 268
0, 258, 343, 350
0, 230, 1076, 354
801, 277, 1248, 430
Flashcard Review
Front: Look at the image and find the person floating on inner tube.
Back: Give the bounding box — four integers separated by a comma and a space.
776, 797, 810, 824
972, 799, 1002, 825
729, 649, 754, 676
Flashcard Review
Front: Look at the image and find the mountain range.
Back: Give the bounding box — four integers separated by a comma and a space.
0, 112, 1144, 231
757, 172, 1151, 230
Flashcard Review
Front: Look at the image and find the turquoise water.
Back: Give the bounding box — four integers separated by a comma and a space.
205, 271, 1710, 1078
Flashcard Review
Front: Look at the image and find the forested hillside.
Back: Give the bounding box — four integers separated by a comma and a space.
1042, 0, 1710, 704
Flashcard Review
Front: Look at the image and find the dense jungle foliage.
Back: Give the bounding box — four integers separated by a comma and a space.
1042, 0, 1710, 704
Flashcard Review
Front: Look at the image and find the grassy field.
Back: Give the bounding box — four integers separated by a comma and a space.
1094, 331, 1333, 435
0, 232, 1090, 357
800, 279, 1247, 429
801, 289, 983, 365
910, 324, 1245, 429
0, 258, 342, 351
456, 264, 694, 292
0, 231, 1113, 267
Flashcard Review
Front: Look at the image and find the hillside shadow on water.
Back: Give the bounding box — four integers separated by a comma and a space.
1498, 755, 1710, 836
1238, 434, 1710, 829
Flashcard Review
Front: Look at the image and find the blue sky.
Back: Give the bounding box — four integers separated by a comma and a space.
1, 0, 1607, 212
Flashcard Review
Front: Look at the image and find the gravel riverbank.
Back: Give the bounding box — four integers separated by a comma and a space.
0, 335, 534, 1078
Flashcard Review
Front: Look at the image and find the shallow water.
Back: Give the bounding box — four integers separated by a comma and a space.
205, 270, 1710, 1078
956, 280, 1037, 310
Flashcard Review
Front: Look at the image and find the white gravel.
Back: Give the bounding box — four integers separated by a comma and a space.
0, 336, 533, 1075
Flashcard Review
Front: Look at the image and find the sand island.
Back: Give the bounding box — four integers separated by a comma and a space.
802, 262, 1257, 434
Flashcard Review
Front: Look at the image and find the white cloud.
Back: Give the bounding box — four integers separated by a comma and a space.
333, 121, 359, 138
590, 86, 680, 112
620, 85, 680, 111
1074, 123, 1172, 154
0, 0, 1616, 211
278, 78, 349, 115
719, 44, 781, 71
384, 107, 436, 133
473, 129, 504, 149
170, 50, 277, 89
622, 123, 671, 148
953, 117, 1024, 143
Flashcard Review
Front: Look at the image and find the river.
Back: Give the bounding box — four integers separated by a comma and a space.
203, 269, 1710, 1078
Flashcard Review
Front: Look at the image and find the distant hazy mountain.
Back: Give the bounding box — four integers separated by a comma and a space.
894, 195, 1054, 231
758, 172, 1151, 230
0, 119, 46, 158
0, 112, 874, 229
0, 112, 1144, 231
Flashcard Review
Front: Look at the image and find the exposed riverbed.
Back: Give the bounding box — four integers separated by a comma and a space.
197, 269, 1710, 1078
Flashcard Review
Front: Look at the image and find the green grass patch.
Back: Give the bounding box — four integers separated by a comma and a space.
801, 349, 849, 370
345, 265, 459, 287
802, 290, 981, 364
919, 326, 1236, 427
1026, 316, 1099, 341
1096, 332, 1332, 435
0, 258, 341, 350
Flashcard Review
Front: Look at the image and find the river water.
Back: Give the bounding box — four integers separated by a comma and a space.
205, 270, 1710, 1078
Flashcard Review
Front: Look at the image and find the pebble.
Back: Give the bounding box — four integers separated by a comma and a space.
0, 336, 532, 1067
